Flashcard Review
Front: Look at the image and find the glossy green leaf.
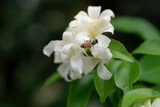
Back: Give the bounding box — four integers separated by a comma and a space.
43, 71, 61, 87
67, 74, 94, 107
105, 59, 122, 75
122, 88, 160, 107
109, 88, 122, 107
152, 85, 160, 93
105, 60, 122, 106
133, 39, 160, 55
94, 70, 115, 103
139, 55, 160, 85
112, 16, 160, 40
109, 39, 134, 62
115, 60, 140, 93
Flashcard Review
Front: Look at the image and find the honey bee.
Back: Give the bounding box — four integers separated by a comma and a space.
81, 39, 98, 48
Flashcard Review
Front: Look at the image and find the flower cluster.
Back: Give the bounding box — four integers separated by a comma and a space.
134, 98, 160, 107
43, 6, 115, 82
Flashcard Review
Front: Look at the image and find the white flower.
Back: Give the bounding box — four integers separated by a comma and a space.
81, 34, 112, 80
90, 35, 112, 80
69, 6, 115, 36
43, 6, 114, 81
74, 6, 114, 22
43, 31, 86, 81
134, 98, 160, 107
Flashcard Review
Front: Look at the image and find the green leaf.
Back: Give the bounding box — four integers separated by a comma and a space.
105, 59, 122, 75
109, 39, 134, 62
94, 70, 115, 103
109, 88, 122, 107
139, 55, 160, 85
133, 39, 160, 55
152, 85, 160, 93
112, 16, 160, 40
122, 88, 160, 107
67, 74, 94, 107
115, 60, 140, 93
43, 71, 61, 88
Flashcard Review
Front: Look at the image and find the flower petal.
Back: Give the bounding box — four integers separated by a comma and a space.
54, 52, 62, 63
70, 55, 83, 75
82, 56, 98, 75
94, 19, 114, 35
100, 9, 115, 21
69, 20, 78, 28
74, 11, 88, 19
88, 6, 101, 19
62, 31, 73, 42
97, 63, 112, 80
57, 64, 71, 82
104, 23, 114, 34
43, 40, 62, 57
96, 35, 111, 47
62, 43, 74, 54
152, 98, 160, 107
70, 71, 81, 80
74, 32, 90, 44
144, 99, 151, 107
91, 44, 112, 63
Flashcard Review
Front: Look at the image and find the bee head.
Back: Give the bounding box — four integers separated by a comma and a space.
81, 44, 85, 48
91, 39, 98, 45
95, 39, 98, 43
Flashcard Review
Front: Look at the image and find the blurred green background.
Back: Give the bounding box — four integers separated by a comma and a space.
0, 0, 160, 107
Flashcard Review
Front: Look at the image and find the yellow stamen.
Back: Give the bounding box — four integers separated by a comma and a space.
90, 30, 95, 35
92, 57, 99, 61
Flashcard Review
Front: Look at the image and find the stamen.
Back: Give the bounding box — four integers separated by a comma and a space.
90, 30, 95, 35
92, 57, 99, 61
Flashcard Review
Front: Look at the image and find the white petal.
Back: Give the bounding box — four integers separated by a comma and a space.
88, 6, 101, 19
74, 32, 90, 44
97, 63, 112, 80
82, 56, 98, 75
95, 19, 114, 34
96, 35, 111, 48
104, 23, 114, 34
61, 53, 69, 63
43, 40, 62, 57
70, 71, 81, 80
100, 9, 115, 21
57, 64, 71, 82
152, 98, 160, 107
62, 31, 73, 42
93, 19, 111, 35
81, 16, 93, 23
91, 44, 103, 57
70, 55, 83, 75
144, 99, 151, 107
62, 43, 74, 54
54, 52, 62, 63
74, 11, 88, 19
69, 20, 78, 28
91, 44, 112, 63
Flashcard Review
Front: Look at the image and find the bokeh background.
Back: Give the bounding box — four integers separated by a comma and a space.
0, 0, 160, 107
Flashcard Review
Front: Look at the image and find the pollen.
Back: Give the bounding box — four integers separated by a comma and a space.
92, 57, 99, 61
90, 30, 95, 35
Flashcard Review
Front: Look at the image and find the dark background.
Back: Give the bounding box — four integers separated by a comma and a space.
0, 0, 160, 107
